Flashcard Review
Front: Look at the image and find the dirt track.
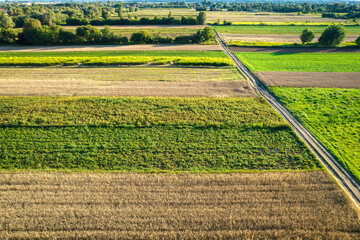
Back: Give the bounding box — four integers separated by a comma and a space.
255, 71, 360, 88
1, 171, 360, 239
215, 28, 360, 208
221, 33, 358, 43
0, 44, 221, 52
229, 46, 360, 53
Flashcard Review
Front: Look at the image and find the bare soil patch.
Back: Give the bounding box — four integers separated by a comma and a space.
0, 171, 359, 239
0, 44, 221, 52
255, 71, 360, 88
222, 33, 358, 43
230, 46, 360, 53
0, 67, 252, 97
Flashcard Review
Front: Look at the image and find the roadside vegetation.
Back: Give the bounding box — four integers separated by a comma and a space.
0, 97, 319, 171
270, 88, 360, 182
234, 52, 360, 72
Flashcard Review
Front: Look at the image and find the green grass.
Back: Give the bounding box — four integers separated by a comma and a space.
270, 88, 360, 182
0, 56, 233, 67
228, 41, 358, 48
234, 52, 360, 72
0, 97, 320, 171
0, 51, 227, 58
213, 25, 360, 35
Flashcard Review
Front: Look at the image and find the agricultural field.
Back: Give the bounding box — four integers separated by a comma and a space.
0, 67, 253, 97
213, 25, 360, 35
1, 171, 360, 239
234, 52, 360, 72
1, 41, 360, 237
0, 51, 232, 67
234, 50, 360, 184
270, 88, 360, 183
0, 44, 221, 52
126, 8, 348, 23
0, 97, 319, 171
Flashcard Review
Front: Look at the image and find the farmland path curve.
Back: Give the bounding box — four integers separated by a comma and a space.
212, 28, 360, 208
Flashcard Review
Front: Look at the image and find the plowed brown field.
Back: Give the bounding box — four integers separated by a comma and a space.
255, 71, 360, 88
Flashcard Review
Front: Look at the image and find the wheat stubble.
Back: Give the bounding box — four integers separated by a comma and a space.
0, 171, 359, 239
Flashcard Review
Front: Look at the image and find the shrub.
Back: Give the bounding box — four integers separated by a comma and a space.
300, 28, 315, 44
130, 30, 154, 43
355, 36, 360, 46
318, 24, 345, 47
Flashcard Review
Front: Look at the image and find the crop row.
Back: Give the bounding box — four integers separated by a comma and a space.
0, 97, 283, 127
0, 56, 234, 67
0, 125, 319, 171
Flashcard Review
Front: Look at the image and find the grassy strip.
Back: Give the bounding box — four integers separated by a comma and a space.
0, 97, 320, 171
234, 52, 360, 72
228, 41, 358, 48
0, 51, 227, 58
270, 87, 360, 182
0, 56, 233, 67
213, 25, 360, 35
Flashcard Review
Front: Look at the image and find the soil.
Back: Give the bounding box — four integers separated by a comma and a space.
255, 71, 360, 88
0, 44, 221, 52
0, 79, 254, 97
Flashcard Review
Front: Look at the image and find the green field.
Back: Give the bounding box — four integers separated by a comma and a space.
213, 25, 360, 35
270, 88, 360, 182
234, 52, 360, 72
0, 51, 227, 58
0, 56, 233, 67
0, 97, 319, 171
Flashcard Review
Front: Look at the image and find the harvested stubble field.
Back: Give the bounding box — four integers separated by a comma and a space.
220, 33, 358, 43
270, 88, 360, 183
0, 67, 253, 97
234, 52, 360, 72
255, 71, 360, 88
213, 25, 360, 35
0, 97, 319, 171
1, 171, 360, 239
0, 44, 221, 52
132, 8, 347, 23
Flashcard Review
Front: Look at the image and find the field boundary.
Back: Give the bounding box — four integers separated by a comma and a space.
213, 28, 360, 208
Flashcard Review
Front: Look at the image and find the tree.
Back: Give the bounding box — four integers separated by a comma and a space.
0, 16, 15, 28
300, 28, 315, 44
20, 18, 42, 45
195, 26, 214, 42
59, 28, 76, 44
318, 24, 345, 47
130, 30, 154, 43
0, 28, 17, 44
355, 36, 360, 45
197, 11, 206, 25
118, 3, 123, 18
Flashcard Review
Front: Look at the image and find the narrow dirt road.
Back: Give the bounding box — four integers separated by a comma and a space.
213, 29, 360, 208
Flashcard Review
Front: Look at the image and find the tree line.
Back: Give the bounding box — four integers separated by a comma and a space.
0, 17, 214, 46
0, 3, 206, 28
